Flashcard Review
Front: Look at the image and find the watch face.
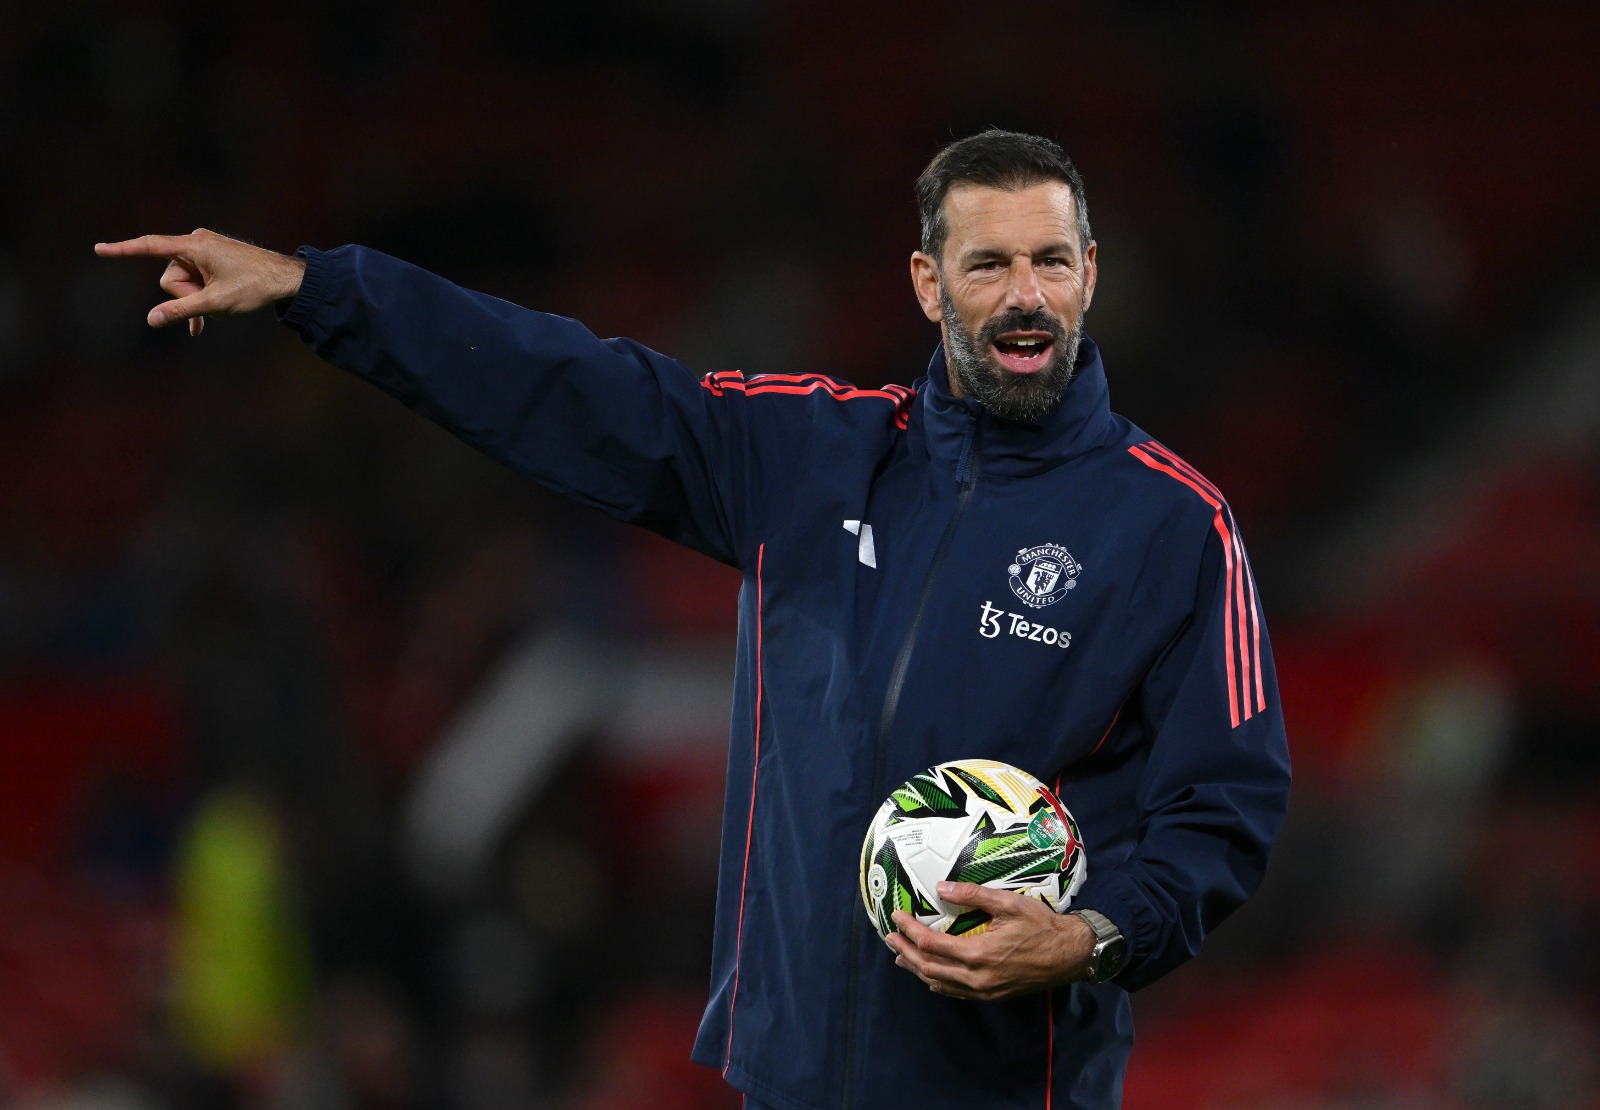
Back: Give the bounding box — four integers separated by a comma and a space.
1098, 937, 1129, 980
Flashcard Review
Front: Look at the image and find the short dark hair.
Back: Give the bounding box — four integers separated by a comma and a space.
915, 129, 1091, 263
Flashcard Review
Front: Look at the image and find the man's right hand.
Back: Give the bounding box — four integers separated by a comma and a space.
94, 229, 307, 337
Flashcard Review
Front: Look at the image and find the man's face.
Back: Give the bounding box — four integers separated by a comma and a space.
910, 182, 1097, 421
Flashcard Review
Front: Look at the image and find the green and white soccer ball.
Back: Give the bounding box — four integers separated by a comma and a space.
860, 758, 1087, 939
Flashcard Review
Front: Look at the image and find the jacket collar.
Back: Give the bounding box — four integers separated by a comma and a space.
917, 335, 1114, 479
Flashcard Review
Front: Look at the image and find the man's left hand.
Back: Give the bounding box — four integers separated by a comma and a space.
887, 882, 1095, 1001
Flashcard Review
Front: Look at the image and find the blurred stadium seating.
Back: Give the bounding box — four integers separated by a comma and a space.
3, 2, 1598, 1107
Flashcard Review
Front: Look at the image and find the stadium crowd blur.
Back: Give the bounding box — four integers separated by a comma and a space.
4, 2, 1600, 1107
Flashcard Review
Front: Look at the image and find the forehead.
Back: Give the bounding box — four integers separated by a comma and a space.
940, 181, 1080, 257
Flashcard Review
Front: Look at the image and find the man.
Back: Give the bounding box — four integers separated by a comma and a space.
99, 130, 1290, 1109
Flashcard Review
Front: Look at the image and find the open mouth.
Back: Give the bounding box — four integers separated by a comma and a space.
991, 331, 1054, 374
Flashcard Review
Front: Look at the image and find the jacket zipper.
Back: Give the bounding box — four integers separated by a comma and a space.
840, 411, 981, 1109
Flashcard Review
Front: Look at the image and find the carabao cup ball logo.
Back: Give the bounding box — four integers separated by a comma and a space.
1008, 543, 1081, 608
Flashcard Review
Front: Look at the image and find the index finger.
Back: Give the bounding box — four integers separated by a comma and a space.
893, 912, 980, 966
94, 234, 193, 259
936, 881, 1030, 917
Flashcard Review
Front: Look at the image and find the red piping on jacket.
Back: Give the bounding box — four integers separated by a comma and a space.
700, 372, 914, 429
724, 543, 765, 1073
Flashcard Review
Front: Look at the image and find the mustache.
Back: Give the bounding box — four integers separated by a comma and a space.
977, 309, 1067, 345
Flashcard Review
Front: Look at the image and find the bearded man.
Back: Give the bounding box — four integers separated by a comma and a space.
99, 129, 1291, 1110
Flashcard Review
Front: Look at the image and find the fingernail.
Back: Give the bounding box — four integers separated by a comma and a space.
149, 310, 165, 326
936, 882, 954, 896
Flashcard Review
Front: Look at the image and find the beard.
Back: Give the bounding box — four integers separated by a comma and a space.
940, 285, 1085, 423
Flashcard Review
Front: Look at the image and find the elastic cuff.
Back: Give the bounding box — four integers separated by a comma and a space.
1072, 868, 1150, 986
276, 246, 329, 333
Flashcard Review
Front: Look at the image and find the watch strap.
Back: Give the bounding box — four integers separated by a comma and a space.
1071, 908, 1118, 942
1069, 908, 1127, 983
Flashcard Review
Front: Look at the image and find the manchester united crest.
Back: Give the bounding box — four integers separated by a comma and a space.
1008, 543, 1081, 609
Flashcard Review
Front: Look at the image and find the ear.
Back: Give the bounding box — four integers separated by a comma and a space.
910, 251, 943, 323
1081, 240, 1098, 312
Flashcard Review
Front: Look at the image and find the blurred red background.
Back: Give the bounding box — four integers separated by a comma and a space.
3, 2, 1599, 1107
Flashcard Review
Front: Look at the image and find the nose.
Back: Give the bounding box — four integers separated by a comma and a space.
1005, 257, 1045, 313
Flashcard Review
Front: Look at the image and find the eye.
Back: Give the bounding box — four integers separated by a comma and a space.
1041, 256, 1068, 269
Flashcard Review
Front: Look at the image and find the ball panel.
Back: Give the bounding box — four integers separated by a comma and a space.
860, 758, 1089, 940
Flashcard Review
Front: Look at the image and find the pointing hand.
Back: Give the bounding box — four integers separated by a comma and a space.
94, 228, 307, 336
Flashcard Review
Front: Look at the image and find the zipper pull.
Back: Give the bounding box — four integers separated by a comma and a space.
954, 413, 979, 486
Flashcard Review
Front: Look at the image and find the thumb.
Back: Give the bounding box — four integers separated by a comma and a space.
148, 288, 218, 329
936, 881, 1020, 915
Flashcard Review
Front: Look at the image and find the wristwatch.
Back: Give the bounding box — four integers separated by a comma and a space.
1069, 908, 1128, 983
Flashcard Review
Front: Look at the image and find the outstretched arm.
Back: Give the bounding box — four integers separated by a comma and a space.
94, 230, 306, 336
100, 236, 789, 567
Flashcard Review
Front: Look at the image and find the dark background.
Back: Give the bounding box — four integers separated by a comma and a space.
3, 2, 1599, 1107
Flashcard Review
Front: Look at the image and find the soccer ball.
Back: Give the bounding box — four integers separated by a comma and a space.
859, 758, 1087, 939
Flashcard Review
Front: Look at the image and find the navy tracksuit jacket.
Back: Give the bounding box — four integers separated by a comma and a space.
283, 246, 1292, 1110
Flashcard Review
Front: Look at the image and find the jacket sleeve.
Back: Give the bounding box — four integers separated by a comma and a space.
280, 245, 760, 568
1073, 512, 1292, 990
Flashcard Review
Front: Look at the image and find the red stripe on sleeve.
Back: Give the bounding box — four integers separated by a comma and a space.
1242, 545, 1266, 712
1230, 528, 1253, 721
1142, 441, 1224, 500
699, 373, 915, 428
1144, 442, 1265, 717
1128, 444, 1242, 728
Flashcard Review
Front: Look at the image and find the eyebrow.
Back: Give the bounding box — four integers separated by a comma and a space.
960, 242, 1079, 265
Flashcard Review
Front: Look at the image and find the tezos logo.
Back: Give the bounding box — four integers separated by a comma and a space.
1008, 544, 1081, 609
